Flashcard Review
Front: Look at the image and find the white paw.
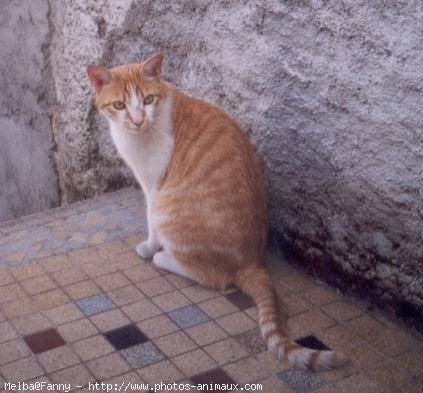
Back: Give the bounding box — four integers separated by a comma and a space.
136, 241, 157, 259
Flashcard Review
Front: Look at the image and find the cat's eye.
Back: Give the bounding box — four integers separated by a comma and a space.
112, 101, 126, 110
143, 95, 154, 105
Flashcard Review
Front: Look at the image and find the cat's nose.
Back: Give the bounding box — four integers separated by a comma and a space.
132, 120, 144, 127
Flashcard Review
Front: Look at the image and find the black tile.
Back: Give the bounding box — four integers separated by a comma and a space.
104, 324, 149, 350
191, 368, 237, 392
295, 335, 330, 351
24, 328, 66, 354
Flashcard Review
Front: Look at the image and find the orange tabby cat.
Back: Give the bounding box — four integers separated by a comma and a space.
87, 53, 347, 371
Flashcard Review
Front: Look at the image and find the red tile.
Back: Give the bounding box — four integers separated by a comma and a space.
24, 328, 66, 354
225, 291, 255, 310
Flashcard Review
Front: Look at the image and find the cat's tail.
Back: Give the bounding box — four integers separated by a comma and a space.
234, 266, 348, 371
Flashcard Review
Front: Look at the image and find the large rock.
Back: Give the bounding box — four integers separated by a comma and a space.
0, 0, 59, 221
3, 0, 423, 325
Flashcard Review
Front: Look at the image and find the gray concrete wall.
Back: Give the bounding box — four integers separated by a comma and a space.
0, 0, 60, 221
1, 0, 422, 324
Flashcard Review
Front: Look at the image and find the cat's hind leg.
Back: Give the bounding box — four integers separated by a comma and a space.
153, 250, 194, 280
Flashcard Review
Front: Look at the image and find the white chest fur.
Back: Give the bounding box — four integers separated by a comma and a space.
109, 98, 174, 204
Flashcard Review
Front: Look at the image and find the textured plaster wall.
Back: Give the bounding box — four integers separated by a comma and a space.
0, 0, 59, 221
1, 0, 422, 323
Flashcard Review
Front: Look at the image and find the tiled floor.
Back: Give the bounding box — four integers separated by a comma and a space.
0, 187, 421, 393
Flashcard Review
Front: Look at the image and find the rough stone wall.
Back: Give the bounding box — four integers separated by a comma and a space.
0, 0, 60, 221
2, 0, 422, 323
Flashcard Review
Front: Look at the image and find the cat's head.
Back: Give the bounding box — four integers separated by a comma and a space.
87, 53, 168, 133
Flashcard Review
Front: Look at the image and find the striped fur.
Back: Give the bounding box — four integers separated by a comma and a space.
87, 53, 348, 371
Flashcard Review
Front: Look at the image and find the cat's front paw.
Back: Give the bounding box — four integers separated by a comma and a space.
136, 241, 158, 259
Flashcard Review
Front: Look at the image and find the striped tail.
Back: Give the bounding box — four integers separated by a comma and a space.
234, 266, 348, 371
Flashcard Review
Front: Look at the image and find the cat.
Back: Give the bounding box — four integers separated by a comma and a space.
87, 53, 347, 371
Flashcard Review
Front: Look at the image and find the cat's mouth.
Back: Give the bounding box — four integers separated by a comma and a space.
125, 123, 148, 134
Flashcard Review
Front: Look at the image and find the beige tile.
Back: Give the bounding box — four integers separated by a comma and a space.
97, 239, 130, 257
111, 252, 141, 270
257, 375, 292, 393
68, 247, 100, 264
136, 276, 175, 297
361, 362, 413, 393
1, 297, 37, 319
107, 285, 145, 306
82, 261, 118, 279
204, 338, 249, 365
152, 290, 191, 312
280, 274, 317, 292
11, 264, 44, 281
281, 294, 313, 317
0, 283, 26, 303
44, 303, 84, 325
181, 285, 220, 303
12, 313, 51, 335
368, 327, 417, 358
50, 363, 94, 388
345, 315, 385, 339
0, 321, 18, 342
0, 269, 15, 286
291, 309, 337, 332
303, 286, 340, 306
38, 346, 80, 373
57, 319, 98, 343
1, 357, 44, 382
72, 335, 114, 361
33, 288, 70, 310
171, 349, 216, 376
21, 275, 58, 295
186, 321, 228, 346
316, 324, 359, 349
0, 339, 30, 365
138, 360, 183, 385
52, 267, 88, 287
122, 299, 162, 322
286, 318, 313, 339
321, 341, 383, 382
94, 272, 131, 291
123, 264, 161, 283
165, 273, 195, 289
137, 315, 179, 339
64, 280, 101, 300
155, 331, 197, 357
198, 297, 238, 319
216, 312, 257, 335
89, 309, 130, 332
41, 255, 72, 273
393, 350, 423, 377
224, 356, 271, 384
245, 306, 258, 322
256, 350, 290, 373
322, 301, 363, 322
87, 353, 131, 380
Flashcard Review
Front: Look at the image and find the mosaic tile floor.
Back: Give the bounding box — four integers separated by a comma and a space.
0, 187, 421, 393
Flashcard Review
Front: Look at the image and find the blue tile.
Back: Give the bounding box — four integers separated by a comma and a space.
76, 293, 115, 316
168, 305, 209, 329
120, 342, 165, 368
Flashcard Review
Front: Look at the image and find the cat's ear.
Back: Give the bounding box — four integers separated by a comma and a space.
87, 65, 112, 92
141, 53, 163, 79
